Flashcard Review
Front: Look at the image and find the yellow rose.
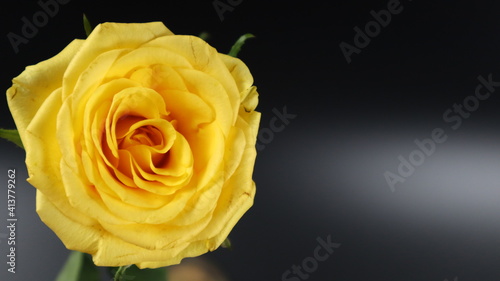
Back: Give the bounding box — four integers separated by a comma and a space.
6, 22, 260, 268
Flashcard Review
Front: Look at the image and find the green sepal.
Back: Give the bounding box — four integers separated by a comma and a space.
228, 33, 255, 57
83, 13, 93, 37
55, 251, 99, 281
221, 237, 233, 250
113, 265, 131, 281
198, 31, 210, 41
0, 129, 23, 149
109, 265, 167, 281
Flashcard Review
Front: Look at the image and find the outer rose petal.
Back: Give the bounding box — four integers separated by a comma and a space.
6, 39, 83, 142
201, 114, 260, 243
219, 54, 259, 112
219, 54, 254, 97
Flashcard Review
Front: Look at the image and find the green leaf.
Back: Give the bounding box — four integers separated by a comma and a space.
0, 129, 23, 149
55, 251, 99, 281
80, 254, 100, 281
83, 13, 93, 37
55, 251, 82, 281
228, 33, 255, 58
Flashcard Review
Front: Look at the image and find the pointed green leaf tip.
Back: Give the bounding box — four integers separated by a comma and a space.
83, 13, 93, 37
55, 251, 99, 281
221, 237, 232, 250
0, 129, 23, 149
198, 31, 210, 41
228, 33, 255, 58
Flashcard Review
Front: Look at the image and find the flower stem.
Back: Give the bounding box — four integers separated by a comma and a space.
114, 265, 132, 281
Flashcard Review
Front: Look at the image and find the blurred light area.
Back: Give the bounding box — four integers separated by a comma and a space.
268, 120, 500, 235
168, 257, 228, 281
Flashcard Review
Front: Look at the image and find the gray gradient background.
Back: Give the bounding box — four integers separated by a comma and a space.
1, 0, 500, 280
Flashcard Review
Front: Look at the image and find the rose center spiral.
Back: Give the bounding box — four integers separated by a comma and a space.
120, 125, 163, 149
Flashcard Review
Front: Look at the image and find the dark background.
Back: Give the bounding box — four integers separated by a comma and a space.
2, 0, 500, 280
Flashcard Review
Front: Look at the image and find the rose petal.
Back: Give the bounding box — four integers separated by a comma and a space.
63, 22, 173, 100
219, 53, 254, 100
7, 39, 83, 141
144, 36, 241, 124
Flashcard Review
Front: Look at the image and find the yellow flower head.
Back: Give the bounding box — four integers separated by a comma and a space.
7, 22, 260, 268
